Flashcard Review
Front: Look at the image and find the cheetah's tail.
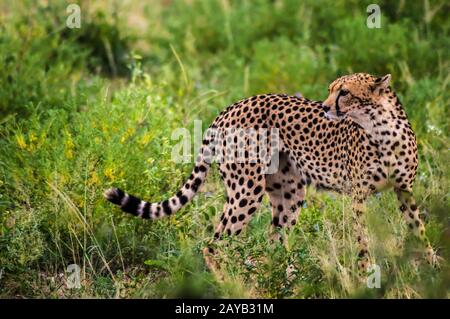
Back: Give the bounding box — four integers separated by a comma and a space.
103, 157, 210, 219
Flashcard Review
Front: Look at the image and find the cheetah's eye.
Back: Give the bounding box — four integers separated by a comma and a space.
340, 89, 349, 96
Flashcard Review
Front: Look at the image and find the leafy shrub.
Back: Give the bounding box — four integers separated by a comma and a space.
61, 10, 133, 77
0, 1, 133, 119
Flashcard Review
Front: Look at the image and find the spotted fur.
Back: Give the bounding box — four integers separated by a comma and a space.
105, 73, 438, 276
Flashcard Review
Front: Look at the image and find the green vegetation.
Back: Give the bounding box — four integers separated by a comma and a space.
0, 0, 449, 298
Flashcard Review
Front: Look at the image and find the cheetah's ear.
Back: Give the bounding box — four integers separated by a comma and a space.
372, 74, 391, 94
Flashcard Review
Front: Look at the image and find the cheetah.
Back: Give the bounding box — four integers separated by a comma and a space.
104, 73, 437, 278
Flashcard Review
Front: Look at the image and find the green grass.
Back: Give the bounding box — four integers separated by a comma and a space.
0, 0, 449, 298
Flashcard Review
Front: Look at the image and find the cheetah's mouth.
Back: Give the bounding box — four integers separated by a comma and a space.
323, 104, 346, 120
325, 110, 345, 120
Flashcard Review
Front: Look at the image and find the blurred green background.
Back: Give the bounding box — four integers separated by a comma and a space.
0, 0, 448, 298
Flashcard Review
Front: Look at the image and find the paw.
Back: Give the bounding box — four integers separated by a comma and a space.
425, 246, 443, 268
244, 256, 259, 268
286, 264, 297, 282
357, 260, 371, 280
202, 247, 225, 282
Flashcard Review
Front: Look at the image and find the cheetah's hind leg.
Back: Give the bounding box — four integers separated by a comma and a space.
202, 162, 266, 282
265, 152, 305, 282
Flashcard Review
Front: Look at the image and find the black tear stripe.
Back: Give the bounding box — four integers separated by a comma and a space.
121, 194, 141, 215
335, 91, 343, 116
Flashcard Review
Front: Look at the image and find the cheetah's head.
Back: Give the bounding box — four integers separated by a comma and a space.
322, 73, 391, 121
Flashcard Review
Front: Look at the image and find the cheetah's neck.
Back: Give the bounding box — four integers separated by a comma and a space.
348, 90, 414, 147
347, 91, 418, 184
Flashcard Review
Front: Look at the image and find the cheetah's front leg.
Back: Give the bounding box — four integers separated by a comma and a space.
351, 196, 371, 277
395, 189, 439, 266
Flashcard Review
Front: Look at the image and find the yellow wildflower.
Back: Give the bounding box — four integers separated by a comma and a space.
29, 132, 37, 144
65, 138, 74, 159
88, 171, 99, 186
121, 127, 135, 144
27, 132, 37, 151
140, 132, 153, 146
104, 166, 115, 180
16, 133, 27, 150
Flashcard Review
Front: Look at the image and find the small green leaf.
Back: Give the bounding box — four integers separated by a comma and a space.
144, 259, 166, 269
